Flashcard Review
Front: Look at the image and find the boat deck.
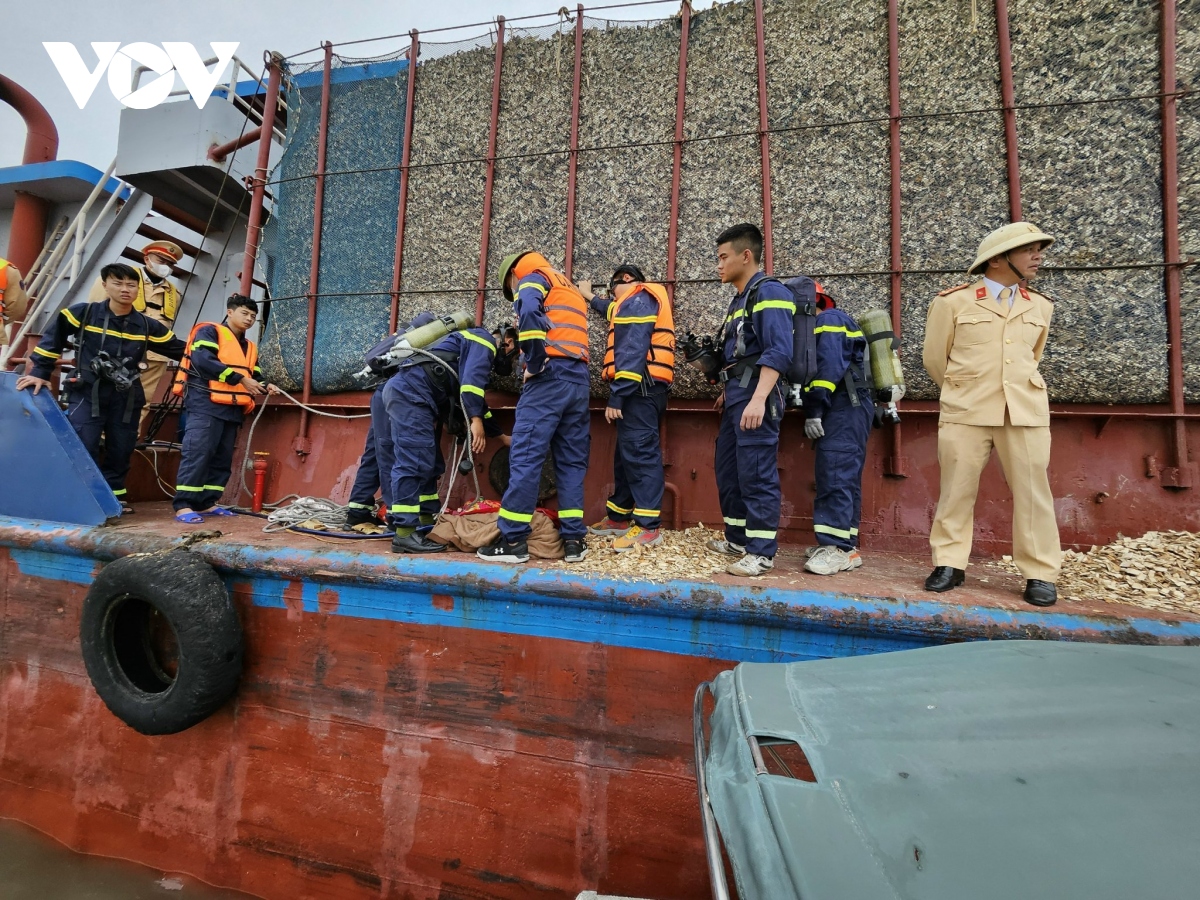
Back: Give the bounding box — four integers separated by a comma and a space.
3, 502, 1197, 658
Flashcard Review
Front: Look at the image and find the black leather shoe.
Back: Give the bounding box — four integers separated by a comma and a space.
346, 508, 381, 528
1023, 579, 1057, 607
391, 532, 446, 554
925, 566, 965, 592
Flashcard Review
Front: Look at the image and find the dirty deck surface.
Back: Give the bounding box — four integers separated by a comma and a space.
95, 503, 1200, 627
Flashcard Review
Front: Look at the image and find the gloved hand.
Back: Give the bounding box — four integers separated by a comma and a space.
804, 418, 825, 440
890, 384, 906, 403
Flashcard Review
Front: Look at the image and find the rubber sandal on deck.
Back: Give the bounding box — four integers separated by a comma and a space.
175, 511, 205, 525
201, 507, 237, 517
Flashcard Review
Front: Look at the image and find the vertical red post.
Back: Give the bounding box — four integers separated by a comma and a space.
390, 30, 420, 333
752, 0, 773, 273
295, 42, 333, 454
239, 55, 283, 298
665, 1, 691, 301
1159, 0, 1191, 488
563, 5, 585, 280
884, 0, 908, 477
477, 17, 506, 325
994, 0, 1023, 222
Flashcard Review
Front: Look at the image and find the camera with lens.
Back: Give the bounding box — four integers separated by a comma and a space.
90, 350, 143, 392
680, 331, 723, 385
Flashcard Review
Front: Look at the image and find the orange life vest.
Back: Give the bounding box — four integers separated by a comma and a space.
602, 281, 675, 385
511, 252, 589, 362
172, 322, 259, 409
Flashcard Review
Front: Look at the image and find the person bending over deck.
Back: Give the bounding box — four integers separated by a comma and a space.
478, 251, 591, 565
170, 294, 276, 523
579, 264, 675, 552
708, 224, 794, 578
922, 222, 1061, 607
17, 263, 187, 514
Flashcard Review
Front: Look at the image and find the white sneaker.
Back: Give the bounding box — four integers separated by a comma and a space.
804, 546, 863, 576
707, 538, 746, 556
726, 554, 775, 577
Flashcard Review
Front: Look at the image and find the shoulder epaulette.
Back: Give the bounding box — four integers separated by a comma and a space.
1026, 287, 1055, 304
937, 283, 970, 297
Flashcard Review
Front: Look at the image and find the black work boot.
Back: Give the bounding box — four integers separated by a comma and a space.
925, 566, 965, 592
1023, 579, 1058, 607
392, 532, 445, 553
477, 537, 530, 564
346, 507, 382, 528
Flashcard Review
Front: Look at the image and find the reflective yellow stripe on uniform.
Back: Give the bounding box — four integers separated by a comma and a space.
148, 330, 176, 343
614, 370, 642, 382
175, 485, 204, 492
191, 340, 220, 351
461, 330, 497, 353
519, 330, 547, 341
813, 325, 863, 337
218, 367, 236, 382
723, 517, 746, 527
607, 501, 631, 514
724, 309, 745, 323
60, 308, 81, 327
814, 524, 854, 539
753, 300, 797, 314
745, 529, 777, 539
32, 346, 60, 358
346, 502, 375, 510
498, 508, 533, 523
460, 384, 485, 397
391, 504, 420, 513
810, 379, 837, 392
558, 509, 584, 518
517, 279, 549, 296
419, 493, 439, 503
612, 314, 658, 325
633, 508, 659, 517
112, 488, 127, 496
203, 484, 227, 492
83, 325, 147, 341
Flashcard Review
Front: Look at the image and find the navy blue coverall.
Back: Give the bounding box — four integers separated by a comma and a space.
591, 289, 668, 530
347, 313, 437, 519
498, 272, 591, 543
382, 327, 496, 532
715, 272, 795, 558
805, 308, 874, 551
172, 322, 262, 512
29, 300, 185, 498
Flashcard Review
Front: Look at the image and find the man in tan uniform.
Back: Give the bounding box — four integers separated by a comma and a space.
1, 258, 31, 352
922, 222, 1061, 607
88, 240, 183, 431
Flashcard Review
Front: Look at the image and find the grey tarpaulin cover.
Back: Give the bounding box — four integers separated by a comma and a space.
704, 641, 1200, 900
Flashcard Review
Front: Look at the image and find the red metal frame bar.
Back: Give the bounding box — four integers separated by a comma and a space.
476, 17, 506, 325
563, 5, 585, 279
994, 0, 1023, 221
1160, 0, 1191, 488
296, 43, 333, 455
752, 0, 773, 273
664, 1, 691, 302
390, 31, 420, 333
208, 125, 264, 163
884, 0, 908, 478
239, 56, 283, 298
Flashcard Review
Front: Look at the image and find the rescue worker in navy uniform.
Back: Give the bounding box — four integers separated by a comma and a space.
801, 291, 875, 575
385, 321, 511, 553
88, 240, 184, 431
709, 224, 795, 577
170, 294, 275, 523
478, 251, 591, 564
579, 264, 675, 551
345, 313, 438, 530
17, 263, 187, 511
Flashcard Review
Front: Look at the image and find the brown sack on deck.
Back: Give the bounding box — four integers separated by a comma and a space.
430, 511, 564, 559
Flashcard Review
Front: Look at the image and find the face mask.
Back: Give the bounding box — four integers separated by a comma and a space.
147, 262, 172, 278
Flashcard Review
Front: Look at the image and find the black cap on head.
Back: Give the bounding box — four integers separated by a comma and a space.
609, 264, 646, 289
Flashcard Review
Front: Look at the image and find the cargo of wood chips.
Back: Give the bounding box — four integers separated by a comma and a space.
990, 531, 1200, 617
541, 524, 733, 582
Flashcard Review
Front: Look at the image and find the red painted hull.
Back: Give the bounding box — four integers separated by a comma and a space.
0, 547, 722, 899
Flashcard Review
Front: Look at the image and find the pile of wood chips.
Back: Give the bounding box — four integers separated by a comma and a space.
540, 524, 731, 582
991, 531, 1200, 616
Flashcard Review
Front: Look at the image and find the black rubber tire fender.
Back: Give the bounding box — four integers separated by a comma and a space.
80, 549, 243, 735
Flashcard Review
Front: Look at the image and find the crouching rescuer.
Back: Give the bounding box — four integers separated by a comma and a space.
171, 294, 273, 523
580, 264, 675, 552
710, 224, 794, 578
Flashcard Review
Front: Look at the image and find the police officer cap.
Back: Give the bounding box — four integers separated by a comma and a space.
968, 222, 1054, 275
610, 264, 646, 286
142, 240, 184, 262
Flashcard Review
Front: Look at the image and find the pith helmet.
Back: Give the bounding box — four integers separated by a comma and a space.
498, 251, 530, 301
142, 240, 183, 262
968, 222, 1054, 275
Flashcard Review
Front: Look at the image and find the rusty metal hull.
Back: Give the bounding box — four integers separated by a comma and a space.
2, 511, 1198, 899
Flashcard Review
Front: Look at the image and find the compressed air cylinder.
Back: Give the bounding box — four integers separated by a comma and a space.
395, 310, 476, 353
857, 308, 905, 393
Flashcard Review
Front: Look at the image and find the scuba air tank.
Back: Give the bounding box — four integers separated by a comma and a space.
355, 310, 476, 382
856, 308, 905, 424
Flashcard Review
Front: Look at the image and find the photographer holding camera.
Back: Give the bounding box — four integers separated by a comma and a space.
17, 263, 186, 513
